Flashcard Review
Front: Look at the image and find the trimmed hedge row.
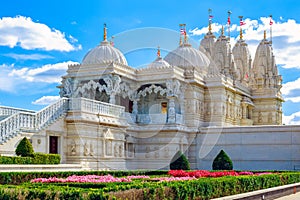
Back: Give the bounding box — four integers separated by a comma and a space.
0, 153, 61, 165
0, 172, 300, 199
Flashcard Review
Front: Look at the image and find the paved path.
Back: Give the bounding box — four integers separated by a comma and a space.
275, 192, 300, 199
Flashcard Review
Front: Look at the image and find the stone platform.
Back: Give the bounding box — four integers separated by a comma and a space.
0, 164, 84, 172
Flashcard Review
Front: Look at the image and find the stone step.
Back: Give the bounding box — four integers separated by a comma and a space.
0, 164, 83, 172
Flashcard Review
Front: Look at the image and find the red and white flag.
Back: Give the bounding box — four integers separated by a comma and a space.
240, 20, 246, 26
227, 17, 231, 25
180, 28, 186, 35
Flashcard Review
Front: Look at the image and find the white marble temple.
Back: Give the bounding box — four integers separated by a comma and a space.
0, 24, 297, 171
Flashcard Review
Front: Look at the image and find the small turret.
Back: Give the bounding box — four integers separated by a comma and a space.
200, 9, 216, 57
251, 31, 283, 125
232, 16, 251, 85
210, 26, 237, 79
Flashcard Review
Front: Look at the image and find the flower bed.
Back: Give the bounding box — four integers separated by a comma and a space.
0, 171, 299, 199
168, 170, 272, 178
30, 170, 274, 184
31, 174, 150, 184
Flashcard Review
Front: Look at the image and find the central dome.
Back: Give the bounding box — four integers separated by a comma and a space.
164, 44, 210, 70
82, 41, 128, 65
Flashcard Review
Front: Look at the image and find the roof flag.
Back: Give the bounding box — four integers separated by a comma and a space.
227, 16, 231, 25
269, 15, 273, 44
270, 15, 273, 26
240, 19, 246, 26
180, 28, 186, 35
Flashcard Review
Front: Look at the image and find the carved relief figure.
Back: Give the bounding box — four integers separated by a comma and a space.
84, 142, 89, 156
71, 140, 76, 156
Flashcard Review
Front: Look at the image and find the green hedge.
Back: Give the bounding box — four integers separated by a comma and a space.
0, 172, 299, 199
0, 153, 61, 165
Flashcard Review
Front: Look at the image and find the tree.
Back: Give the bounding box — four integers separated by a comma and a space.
170, 151, 190, 170
15, 137, 34, 157
212, 150, 233, 170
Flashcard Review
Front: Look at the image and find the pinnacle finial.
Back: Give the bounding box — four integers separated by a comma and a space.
221, 26, 224, 35
179, 23, 186, 45
184, 32, 188, 44
264, 30, 267, 40
239, 27, 243, 40
157, 46, 161, 57
103, 23, 107, 41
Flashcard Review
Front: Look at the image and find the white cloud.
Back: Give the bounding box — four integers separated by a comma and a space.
0, 16, 81, 51
285, 97, 300, 103
0, 61, 78, 93
32, 96, 60, 105
281, 77, 300, 96
189, 23, 223, 36
4, 53, 54, 60
283, 111, 300, 125
8, 61, 78, 83
0, 64, 16, 92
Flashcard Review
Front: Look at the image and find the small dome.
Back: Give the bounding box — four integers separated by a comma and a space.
164, 44, 210, 70
82, 41, 127, 65
148, 57, 170, 68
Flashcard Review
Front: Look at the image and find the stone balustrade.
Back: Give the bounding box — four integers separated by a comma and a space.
0, 106, 35, 116
135, 113, 183, 124
69, 98, 125, 118
0, 98, 69, 144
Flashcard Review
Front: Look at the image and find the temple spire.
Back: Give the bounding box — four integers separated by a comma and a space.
103, 23, 107, 41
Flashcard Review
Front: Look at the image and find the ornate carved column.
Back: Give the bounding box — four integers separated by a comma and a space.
242, 103, 247, 119
248, 107, 253, 119
167, 96, 176, 123
132, 100, 138, 115
103, 74, 121, 105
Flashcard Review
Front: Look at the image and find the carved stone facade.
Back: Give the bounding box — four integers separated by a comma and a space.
0, 25, 292, 171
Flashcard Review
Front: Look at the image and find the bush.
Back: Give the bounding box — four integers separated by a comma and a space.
170, 151, 190, 170
212, 150, 233, 170
32, 153, 61, 164
15, 137, 34, 157
0, 153, 61, 165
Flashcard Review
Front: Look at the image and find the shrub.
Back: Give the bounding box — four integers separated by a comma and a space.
15, 137, 34, 157
0, 153, 60, 165
212, 150, 233, 170
32, 153, 61, 164
170, 151, 190, 170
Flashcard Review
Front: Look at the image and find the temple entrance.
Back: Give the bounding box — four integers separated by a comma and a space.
49, 136, 59, 154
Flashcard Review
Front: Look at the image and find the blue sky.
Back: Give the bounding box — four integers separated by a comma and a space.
0, 0, 300, 124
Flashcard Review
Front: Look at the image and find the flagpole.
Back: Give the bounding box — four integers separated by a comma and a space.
238, 16, 243, 40
270, 14, 273, 45
179, 23, 186, 45
227, 11, 232, 40
208, 8, 212, 33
